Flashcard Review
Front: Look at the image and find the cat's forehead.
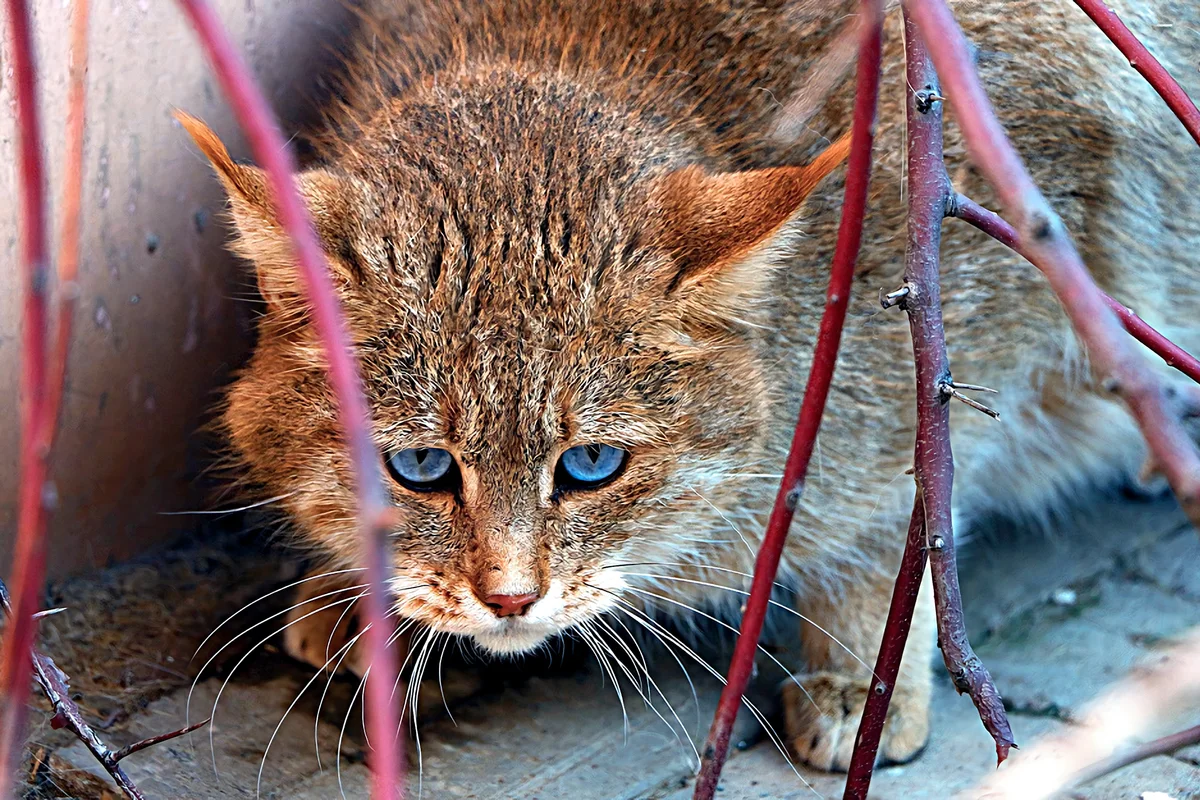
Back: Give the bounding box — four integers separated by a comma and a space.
356, 272, 678, 473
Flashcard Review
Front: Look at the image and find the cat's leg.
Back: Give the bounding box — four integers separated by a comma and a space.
283, 569, 377, 678
783, 560, 934, 772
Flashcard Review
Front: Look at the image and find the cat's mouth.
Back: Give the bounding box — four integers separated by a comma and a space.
469, 617, 563, 655
392, 573, 626, 656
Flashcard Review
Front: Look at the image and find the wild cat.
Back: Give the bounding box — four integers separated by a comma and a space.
179, 0, 1200, 774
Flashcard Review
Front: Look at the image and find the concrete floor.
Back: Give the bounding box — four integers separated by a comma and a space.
30, 497, 1200, 799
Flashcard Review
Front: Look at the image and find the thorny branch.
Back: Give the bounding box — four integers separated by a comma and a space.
895, 15, 1014, 768
692, 0, 885, 796
0, 580, 208, 800
845, 18, 1015, 799
905, 0, 1200, 530
172, 1, 406, 797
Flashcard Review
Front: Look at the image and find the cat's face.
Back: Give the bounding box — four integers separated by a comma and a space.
181, 87, 845, 655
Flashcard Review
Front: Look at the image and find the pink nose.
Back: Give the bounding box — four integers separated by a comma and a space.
483, 592, 539, 618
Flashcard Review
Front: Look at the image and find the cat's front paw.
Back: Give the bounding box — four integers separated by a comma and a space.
782, 671, 928, 772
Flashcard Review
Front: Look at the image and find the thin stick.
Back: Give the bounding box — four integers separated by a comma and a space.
847, 20, 1015, 795
922, 11, 1013, 769
692, 2, 884, 795
905, 0, 1200, 529
171, 2, 404, 797
111, 719, 211, 763
843, 499, 929, 798
1071, 0, 1200, 147
44, 0, 90, 442
1071, 723, 1200, 788
951, 194, 1200, 385
0, 0, 54, 787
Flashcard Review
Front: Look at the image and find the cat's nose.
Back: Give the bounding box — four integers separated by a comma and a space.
482, 592, 540, 618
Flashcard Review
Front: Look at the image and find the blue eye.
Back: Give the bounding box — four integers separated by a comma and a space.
556, 444, 628, 490
386, 448, 457, 491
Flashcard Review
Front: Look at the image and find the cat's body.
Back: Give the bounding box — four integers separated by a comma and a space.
183, 0, 1200, 773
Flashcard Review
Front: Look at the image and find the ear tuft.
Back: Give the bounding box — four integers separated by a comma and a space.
176, 110, 363, 308
175, 109, 270, 208
654, 131, 852, 297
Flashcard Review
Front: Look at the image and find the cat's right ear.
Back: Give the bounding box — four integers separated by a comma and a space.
176, 110, 361, 309
650, 132, 851, 322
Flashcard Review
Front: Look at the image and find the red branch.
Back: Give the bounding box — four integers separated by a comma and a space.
692, 1, 884, 796
0, 0, 55, 785
1071, 0, 1200, 147
904, 0, 1200, 528
172, 2, 404, 797
843, 499, 928, 797
951, 195, 1200, 385
45, 0, 90, 442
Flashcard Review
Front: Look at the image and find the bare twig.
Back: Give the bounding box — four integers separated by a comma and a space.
1070, 0, 1200, 147
1070, 722, 1200, 788
0, 581, 207, 800
0, 0, 55, 786
843, 499, 929, 798
951, 194, 1200, 386
692, 2, 885, 796
45, 0, 89, 442
847, 21, 1014, 800
973, 630, 1200, 799
110, 719, 211, 763
905, 0, 1200, 529
171, 2, 404, 796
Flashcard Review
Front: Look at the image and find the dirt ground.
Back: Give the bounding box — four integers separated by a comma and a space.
19, 494, 1200, 799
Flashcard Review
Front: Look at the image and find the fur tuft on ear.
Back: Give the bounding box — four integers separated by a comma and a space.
175, 110, 363, 308
653, 131, 852, 309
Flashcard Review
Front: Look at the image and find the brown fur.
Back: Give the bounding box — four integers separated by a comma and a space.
182, 0, 1200, 772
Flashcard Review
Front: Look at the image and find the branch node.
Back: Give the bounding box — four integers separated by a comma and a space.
939, 381, 1001, 419
880, 284, 912, 309
784, 483, 804, 512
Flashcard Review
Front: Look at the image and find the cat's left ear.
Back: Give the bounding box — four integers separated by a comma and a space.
652, 132, 851, 313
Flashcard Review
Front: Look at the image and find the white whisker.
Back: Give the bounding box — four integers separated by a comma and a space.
620, 585, 817, 712
597, 590, 819, 796
613, 572, 875, 678
160, 492, 297, 516
257, 621, 367, 798
207, 594, 361, 779
593, 617, 701, 769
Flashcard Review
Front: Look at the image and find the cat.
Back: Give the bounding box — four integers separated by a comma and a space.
179, 0, 1200, 773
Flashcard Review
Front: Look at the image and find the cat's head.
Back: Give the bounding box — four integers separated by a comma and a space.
180, 80, 845, 656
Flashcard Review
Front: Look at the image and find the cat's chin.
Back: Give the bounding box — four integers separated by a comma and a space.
469, 622, 559, 656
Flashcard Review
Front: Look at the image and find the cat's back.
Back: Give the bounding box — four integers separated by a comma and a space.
328, 0, 853, 169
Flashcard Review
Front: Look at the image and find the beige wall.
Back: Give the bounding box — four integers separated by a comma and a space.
1, 0, 349, 577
